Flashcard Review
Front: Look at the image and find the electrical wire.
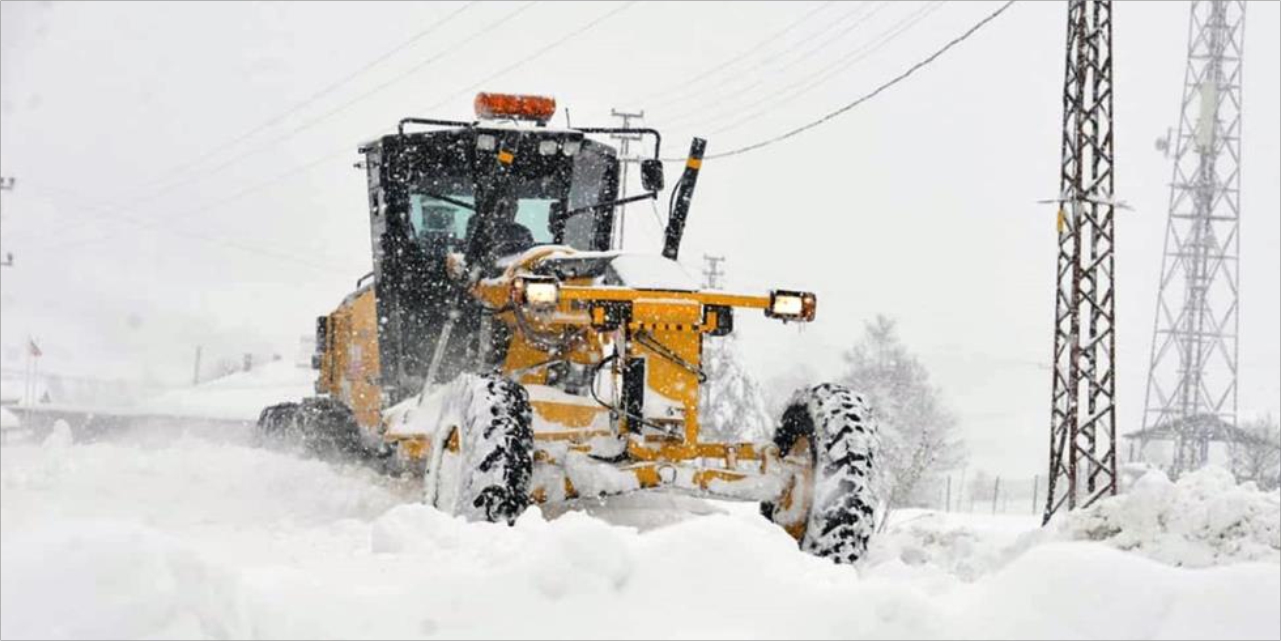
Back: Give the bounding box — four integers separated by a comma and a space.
39, 1, 634, 257
660, 0, 1017, 162
420, 1, 638, 113
659, 1, 890, 129
664, 1, 939, 135
653, 1, 873, 119
633, 1, 836, 109
36, 151, 345, 253
119, 2, 538, 210
21, 0, 1010, 266
704, 0, 945, 136
18, 182, 350, 272
120, 2, 478, 199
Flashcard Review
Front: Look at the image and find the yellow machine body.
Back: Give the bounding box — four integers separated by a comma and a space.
314, 246, 812, 509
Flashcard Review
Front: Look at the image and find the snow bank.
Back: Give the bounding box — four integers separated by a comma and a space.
944, 543, 1280, 640
1, 436, 1278, 639
1041, 466, 1281, 567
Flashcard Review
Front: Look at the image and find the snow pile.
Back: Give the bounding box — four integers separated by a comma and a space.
1043, 466, 1281, 567
2, 435, 1279, 639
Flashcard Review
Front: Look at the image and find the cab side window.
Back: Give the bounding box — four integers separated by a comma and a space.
409, 194, 475, 250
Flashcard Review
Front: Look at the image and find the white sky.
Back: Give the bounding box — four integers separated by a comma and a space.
1, 1, 1277, 478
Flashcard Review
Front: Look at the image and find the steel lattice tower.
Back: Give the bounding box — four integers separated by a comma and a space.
1044, 0, 1118, 525
1137, 1, 1245, 477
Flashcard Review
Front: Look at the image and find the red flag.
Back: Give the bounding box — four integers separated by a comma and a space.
27, 338, 42, 358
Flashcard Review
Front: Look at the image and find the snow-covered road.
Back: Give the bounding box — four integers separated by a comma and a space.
2, 426, 1278, 640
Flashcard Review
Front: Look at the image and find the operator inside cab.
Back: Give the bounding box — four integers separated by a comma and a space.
464, 197, 535, 263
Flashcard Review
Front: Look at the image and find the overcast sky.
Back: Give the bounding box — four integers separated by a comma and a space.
1, 1, 1277, 478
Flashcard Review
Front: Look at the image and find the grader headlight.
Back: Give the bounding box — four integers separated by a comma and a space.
514, 276, 560, 308
767, 290, 816, 322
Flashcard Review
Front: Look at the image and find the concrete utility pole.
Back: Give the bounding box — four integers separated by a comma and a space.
192, 346, 203, 385
700, 255, 728, 413
701, 254, 726, 290
1044, 0, 1119, 526
1, 176, 15, 268
1137, 0, 1247, 478
609, 109, 645, 250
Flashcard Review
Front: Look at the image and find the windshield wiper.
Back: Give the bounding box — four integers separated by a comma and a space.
418, 191, 476, 211
562, 191, 657, 218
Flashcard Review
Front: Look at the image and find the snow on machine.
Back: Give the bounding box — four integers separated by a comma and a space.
257, 93, 880, 563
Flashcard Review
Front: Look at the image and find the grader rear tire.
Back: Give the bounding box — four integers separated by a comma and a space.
762, 383, 879, 564
255, 398, 363, 461
296, 397, 363, 459
256, 402, 300, 442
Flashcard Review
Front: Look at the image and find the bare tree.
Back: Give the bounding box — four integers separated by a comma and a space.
762, 361, 821, 420
839, 315, 965, 525
1229, 414, 1281, 491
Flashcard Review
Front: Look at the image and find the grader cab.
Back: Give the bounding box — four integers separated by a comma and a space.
258, 93, 880, 564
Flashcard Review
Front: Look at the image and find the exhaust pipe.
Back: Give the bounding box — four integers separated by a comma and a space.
662, 138, 706, 261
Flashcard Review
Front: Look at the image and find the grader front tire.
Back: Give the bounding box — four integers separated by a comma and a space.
762, 383, 879, 564
431, 375, 535, 525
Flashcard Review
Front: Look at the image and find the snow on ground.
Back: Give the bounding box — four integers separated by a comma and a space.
1, 428, 1278, 640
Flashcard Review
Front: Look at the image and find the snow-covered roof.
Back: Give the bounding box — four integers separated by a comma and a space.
608, 253, 698, 291
0, 406, 19, 429
137, 358, 315, 422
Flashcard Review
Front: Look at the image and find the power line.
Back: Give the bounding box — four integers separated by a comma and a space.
659, 1, 890, 129
653, 1, 868, 118
120, 2, 478, 201
33, 1, 637, 257
90, 0, 627, 238
118, 2, 537, 211
634, 2, 837, 109
420, 1, 638, 113
662, 0, 1017, 162
20, 182, 351, 272
703, 0, 945, 136
35, 151, 344, 255
37, 2, 540, 253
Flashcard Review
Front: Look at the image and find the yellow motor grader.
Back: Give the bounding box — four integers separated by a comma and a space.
258, 93, 879, 563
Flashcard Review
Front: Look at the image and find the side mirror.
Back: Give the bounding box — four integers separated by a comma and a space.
641, 158, 665, 192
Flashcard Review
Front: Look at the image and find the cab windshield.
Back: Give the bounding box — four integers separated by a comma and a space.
408, 194, 556, 249
406, 131, 617, 256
